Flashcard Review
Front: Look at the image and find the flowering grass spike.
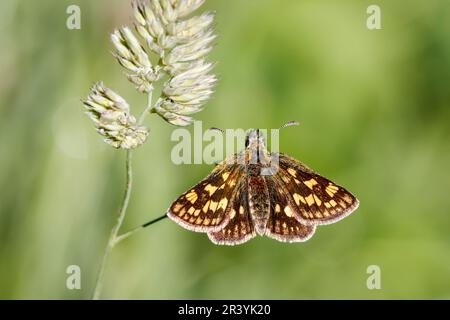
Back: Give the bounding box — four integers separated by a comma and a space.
111, 0, 217, 126
83, 82, 149, 149
85, 0, 219, 299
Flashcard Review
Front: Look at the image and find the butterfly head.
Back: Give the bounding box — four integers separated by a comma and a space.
245, 129, 266, 150
245, 122, 299, 151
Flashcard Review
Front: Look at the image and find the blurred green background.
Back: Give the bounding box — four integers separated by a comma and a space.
1, 0, 449, 299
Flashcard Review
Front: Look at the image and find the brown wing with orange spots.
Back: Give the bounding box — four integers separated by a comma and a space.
264, 176, 316, 242
275, 154, 359, 225
167, 160, 243, 233
207, 182, 256, 245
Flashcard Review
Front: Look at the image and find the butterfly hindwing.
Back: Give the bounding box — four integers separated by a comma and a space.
276, 154, 359, 225
265, 176, 316, 242
207, 181, 256, 245
167, 160, 242, 232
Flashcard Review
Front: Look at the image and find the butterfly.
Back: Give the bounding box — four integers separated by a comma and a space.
167, 126, 359, 245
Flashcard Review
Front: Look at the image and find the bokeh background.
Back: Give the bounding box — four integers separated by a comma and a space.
1, 0, 449, 299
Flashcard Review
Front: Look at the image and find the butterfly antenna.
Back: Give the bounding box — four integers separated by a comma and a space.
280, 121, 300, 130
208, 127, 224, 133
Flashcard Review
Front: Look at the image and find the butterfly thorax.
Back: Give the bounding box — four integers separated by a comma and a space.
244, 129, 271, 166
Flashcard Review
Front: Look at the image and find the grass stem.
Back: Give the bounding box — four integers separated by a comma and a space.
93, 149, 133, 300
92, 90, 155, 299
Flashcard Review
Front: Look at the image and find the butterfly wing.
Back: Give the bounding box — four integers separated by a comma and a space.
274, 153, 359, 225
167, 159, 243, 233
264, 175, 316, 242
207, 181, 256, 245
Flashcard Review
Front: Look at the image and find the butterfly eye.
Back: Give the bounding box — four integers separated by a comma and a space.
245, 129, 258, 148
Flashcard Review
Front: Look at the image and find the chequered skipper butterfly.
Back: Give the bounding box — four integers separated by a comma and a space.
167, 127, 359, 245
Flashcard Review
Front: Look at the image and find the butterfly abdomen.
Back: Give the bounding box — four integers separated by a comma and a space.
247, 170, 270, 236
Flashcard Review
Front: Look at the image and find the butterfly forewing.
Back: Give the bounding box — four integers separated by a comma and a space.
207, 181, 256, 245
265, 176, 316, 242
276, 154, 359, 225
167, 161, 242, 232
